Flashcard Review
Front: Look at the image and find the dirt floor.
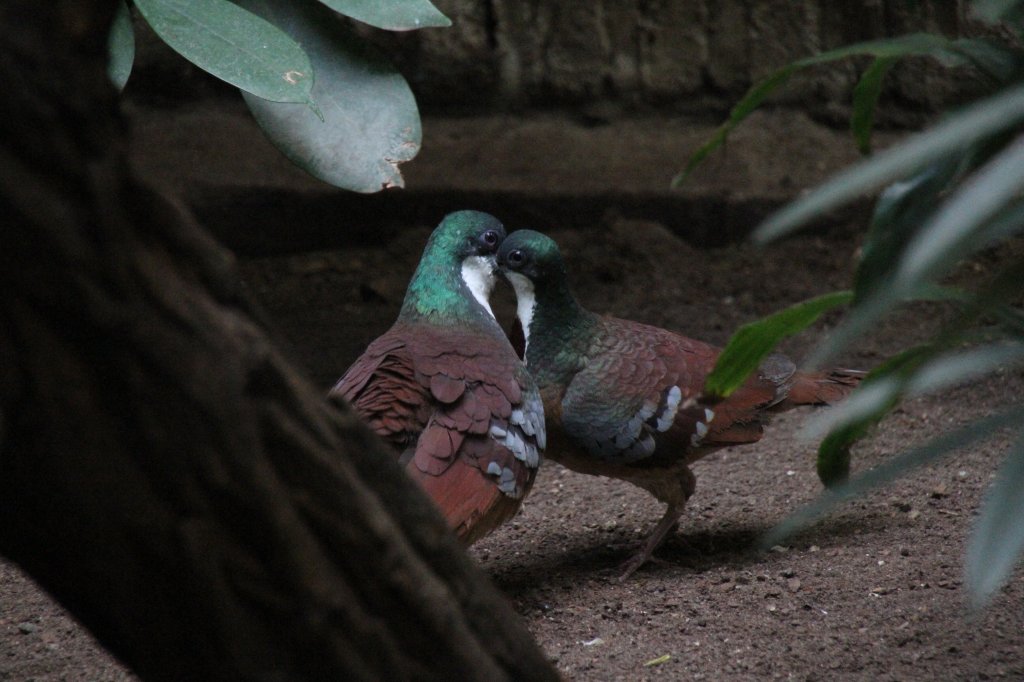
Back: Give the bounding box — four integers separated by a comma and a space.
2, 208, 1022, 680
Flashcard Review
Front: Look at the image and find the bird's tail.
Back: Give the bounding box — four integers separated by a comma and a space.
782, 368, 866, 407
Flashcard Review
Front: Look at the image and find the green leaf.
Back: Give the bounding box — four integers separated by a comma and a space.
762, 406, 1024, 548
703, 291, 853, 399
316, 0, 451, 30
107, 1, 135, 91
813, 345, 935, 487
133, 0, 314, 104
672, 66, 797, 186
972, 0, 1024, 24
946, 38, 1024, 84
896, 135, 1024, 287
853, 159, 960, 303
976, 196, 1024, 246
852, 57, 897, 155
966, 432, 1024, 609
239, 0, 421, 192
754, 81, 1024, 244
675, 33, 960, 186
812, 343, 1024, 441
811, 253, 1024, 370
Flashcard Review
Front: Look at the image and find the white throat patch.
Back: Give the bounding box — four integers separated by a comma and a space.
505, 272, 536, 356
461, 255, 497, 318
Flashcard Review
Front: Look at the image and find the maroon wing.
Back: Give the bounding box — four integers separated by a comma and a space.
332, 324, 544, 544
331, 331, 430, 450
404, 326, 543, 543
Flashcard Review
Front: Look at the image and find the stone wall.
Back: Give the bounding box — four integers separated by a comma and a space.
380, 0, 988, 124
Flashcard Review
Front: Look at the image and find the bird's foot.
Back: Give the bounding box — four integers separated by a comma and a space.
615, 506, 684, 581
615, 550, 672, 582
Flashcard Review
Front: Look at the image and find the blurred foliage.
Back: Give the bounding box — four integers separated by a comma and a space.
693, 1, 1024, 608
107, 0, 450, 192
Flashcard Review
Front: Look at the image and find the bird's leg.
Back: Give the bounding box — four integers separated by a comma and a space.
616, 503, 684, 581
616, 466, 696, 581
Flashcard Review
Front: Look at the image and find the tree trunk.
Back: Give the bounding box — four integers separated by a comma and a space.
0, 2, 557, 680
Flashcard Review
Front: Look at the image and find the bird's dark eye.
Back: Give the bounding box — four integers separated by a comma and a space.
506, 249, 526, 268
480, 230, 500, 247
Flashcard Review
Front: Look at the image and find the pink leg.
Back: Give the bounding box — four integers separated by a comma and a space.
616, 503, 683, 581
616, 466, 696, 581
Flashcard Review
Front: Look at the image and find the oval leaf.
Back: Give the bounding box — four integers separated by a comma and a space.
317, 0, 451, 30
703, 291, 854, 399
107, 1, 135, 91
239, 0, 421, 192
133, 0, 313, 103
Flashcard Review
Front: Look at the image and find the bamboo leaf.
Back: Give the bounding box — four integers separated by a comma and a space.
703, 291, 853, 399
896, 135, 1024, 287
762, 406, 1024, 548
673, 66, 796, 186
946, 37, 1024, 84
972, 0, 1024, 24
676, 33, 960, 186
754, 81, 1024, 244
316, 0, 451, 30
967, 432, 1024, 609
814, 345, 935, 486
852, 57, 897, 155
853, 158, 963, 303
107, 1, 135, 91
134, 0, 313, 104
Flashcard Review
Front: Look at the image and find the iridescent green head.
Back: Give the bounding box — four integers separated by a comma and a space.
400, 210, 506, 321
498, 229, 592, 361
496, 229, 568, 285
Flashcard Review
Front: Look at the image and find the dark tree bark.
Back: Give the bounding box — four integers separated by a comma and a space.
0, 2, 557, 680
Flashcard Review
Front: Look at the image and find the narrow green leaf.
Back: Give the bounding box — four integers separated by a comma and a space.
792, 33, 951, 63
754, 81, 1024, 243
673, 66, 796, 186
852, 57, 897, 155
811, 255, 1024, 369
976, 197, 1024, 246
240, 0, 421, 192
908, 344, 1024, 396
676, 33, 959, 186
703, 291, 853, 399
134, 0, 313, 103
762, 406, 1024, 548
967, 432, 1024, 609
810, 343, 1024, 444
896, 135, 1024, 287
972, 0, 1024, 24
107, 1, 135, 91
853, 159, 962, 303
316, 0, 451, 30
813, 343, 938, 488
946, 38, 1024, 84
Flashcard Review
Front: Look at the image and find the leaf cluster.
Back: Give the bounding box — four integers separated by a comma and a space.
692, 1, 1024, 608
107, 0, 450, 192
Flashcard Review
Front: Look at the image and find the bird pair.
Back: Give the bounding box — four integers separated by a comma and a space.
332, 211, 860, 579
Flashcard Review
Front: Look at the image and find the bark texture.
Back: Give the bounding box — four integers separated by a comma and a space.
0, 2, 557, 680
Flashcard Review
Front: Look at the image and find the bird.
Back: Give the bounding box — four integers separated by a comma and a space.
496, 229, 862, 579
331, 211, 545, 544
